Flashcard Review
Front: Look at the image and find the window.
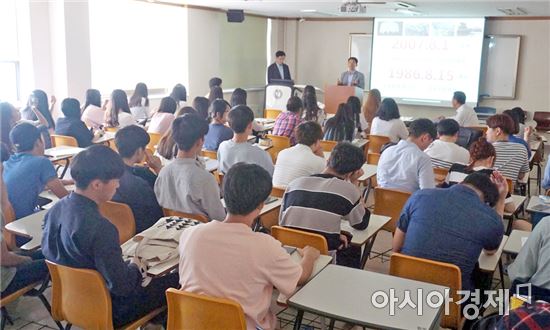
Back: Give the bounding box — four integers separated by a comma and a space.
88, 0, 187, 93
0, 0, 20, 102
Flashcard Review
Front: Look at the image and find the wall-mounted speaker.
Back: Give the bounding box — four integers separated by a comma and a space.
227, 9, 244, 23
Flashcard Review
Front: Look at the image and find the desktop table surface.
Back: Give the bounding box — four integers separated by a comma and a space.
4, 210, 48, 250
340, 214, 390, 246
288, 265, 446, 330
503, 230, 530, 255
478, 235, 508, 272
526, 196, 550, 214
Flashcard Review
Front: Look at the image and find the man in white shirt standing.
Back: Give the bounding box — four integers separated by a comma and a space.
272, 121, 326, 187
377, 119, 437, 193
425, 118, 470, 169
450, 91, 479, 127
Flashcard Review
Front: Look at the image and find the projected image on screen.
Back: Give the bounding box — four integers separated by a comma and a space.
371, 18, 485, 107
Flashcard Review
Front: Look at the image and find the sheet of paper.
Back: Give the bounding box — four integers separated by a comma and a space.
521, 236, 528, 247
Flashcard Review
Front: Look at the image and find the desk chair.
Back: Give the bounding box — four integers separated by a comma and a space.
533, 111, 550, 131
465, 126, 488, 136
390, 253, 463, 330
104, 127, 118, 133
201, 149, 217, 160
266, 134, 290, 163
319, 140, 337, 152
0, 279, 62, 330
433, 167, 450, 185
46, 261, 165, 330
264, 109, 282, 120
271, 186, 286, 198
162, 208, 208, 223
50, 135, 78, 148
98, 201, 136, 244
1, 200, 16, 250
271, 226, 329, 255
165, 289, 246, 330
146, 132, 161, 153
366, 135, 390, 154
366, 152, 381, 165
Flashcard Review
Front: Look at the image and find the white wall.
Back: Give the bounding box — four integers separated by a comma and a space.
286, 18, 550, 119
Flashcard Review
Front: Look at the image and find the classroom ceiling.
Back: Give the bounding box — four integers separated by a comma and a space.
160, 0, 550, 18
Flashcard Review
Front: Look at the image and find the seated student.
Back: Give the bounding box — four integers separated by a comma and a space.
272, 96, 304, 145
203, 99, 233, 151
508, 217, 550, 301
113, 125, 164, 233
193, 96, 210, 122
377, 119, 436, 193
128, 82, 150, 121
170, 83, 188, 112
1, 154, 48, 298
147, 97, 177, 136
105, 89, 136, 129
393, 172, 506, 292
154, 114, 225, 220
485, 114, 530, 181
503, 109, 531, 158
279, 142, 370, 268
230, 88, 247, 108
424, 118, 469, 169
323, 103, 355, 142
41, 145, 178, 328
178, 163, 320, 330
55, 98, 94, 147
370, 98, 408, 143
218, 105, 274, 175
302, 85, 326, 126
3, 123, 69, 220
81, 89, 106, 129
272, 121, 325, 187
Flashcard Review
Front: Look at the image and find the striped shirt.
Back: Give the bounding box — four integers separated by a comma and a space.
279, 174, 370, 250
493, 141, 530, 181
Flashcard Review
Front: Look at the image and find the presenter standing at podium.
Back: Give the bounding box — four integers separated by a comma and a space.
338, 57, 365, 90
267, 50, 292, 84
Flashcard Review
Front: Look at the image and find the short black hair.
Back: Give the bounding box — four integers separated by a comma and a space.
61, 98, 81, 119
171, 113, 209, 151
376, 98, 400, 121
10, 123, 41, 152
328, 142, 365, 175
275, 50, 286, 58
503, 110, 520, 135
348, 57, 358, 64
296, 121, 323, 146
437, 118, 460, 136
286, 96, 303, 113
409, 118, 436, 140
209, 77, 222, 88
462, 172, 499, 207
223, 163, 272, 215
70, 145, 125, 190
453, 91, 466, 105
210, 99, 230, 118
230, 88, 247, 107
228, 105, 254, 134
115, 125, 150, 158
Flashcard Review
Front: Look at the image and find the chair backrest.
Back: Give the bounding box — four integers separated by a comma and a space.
98, 201, 136, 244
506, 178, 514, 195
465, 126, 488, 136
433, 167, 450, 185
50, 134, 78, 148
373, 187, 411, 232
390, 253, 462, 329
366, 134, 391, 154
271, 186, 286, 198
266, 134, 291, 162
456, 127, 483, 149
271, 226, 329, 255
533, 111, 550, 131
366, 152, 381, 165
201, 149, 217, 160
162, 208, 208, 223
264, 109, 282, 119
166, 288, 246, 330
147, 132, 162, 153
104, 127, 118, 133
319, 140, 338, 152
46, 261, 114, 330
1, 199, 16, 250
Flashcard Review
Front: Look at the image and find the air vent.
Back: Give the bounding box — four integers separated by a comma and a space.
497, 7, 528, 16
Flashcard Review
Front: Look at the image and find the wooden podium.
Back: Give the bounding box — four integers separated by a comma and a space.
324, 85, 363, 114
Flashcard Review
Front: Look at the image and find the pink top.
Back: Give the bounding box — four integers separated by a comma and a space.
178, 221, 302, 330
81, 105, 105, 128
148, 112, 175, 135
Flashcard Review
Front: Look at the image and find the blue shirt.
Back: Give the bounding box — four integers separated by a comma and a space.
55, 117, 94, 147
41, 192, 141, 297
203, 123, 234, 151
508, 135, 531, 158
3, 153, 57, 219
398, 185, 504, 290
377, 140, 435, 193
